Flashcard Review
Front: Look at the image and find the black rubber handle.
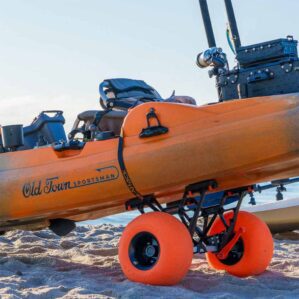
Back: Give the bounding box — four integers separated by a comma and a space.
139, 126, 168, 138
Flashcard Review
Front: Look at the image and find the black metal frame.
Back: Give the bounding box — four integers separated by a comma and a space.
125, 180, 251, 255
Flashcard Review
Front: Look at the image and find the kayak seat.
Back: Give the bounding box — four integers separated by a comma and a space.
99, 78, 162, 110
68, 94, 196, 141
98, 110, 126, 134
100, 78, 197, 110
69, 78, 197, 141
69, 110, 126, 140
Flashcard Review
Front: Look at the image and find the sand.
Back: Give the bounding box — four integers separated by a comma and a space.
0, 225, 297, 299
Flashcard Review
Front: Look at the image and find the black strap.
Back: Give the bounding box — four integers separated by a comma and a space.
93, 109, 111, 127
118, 134, 143, 200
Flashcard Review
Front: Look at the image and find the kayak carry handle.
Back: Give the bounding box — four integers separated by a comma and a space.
52, 140, 85, 158
139, 108, 168, 138
40, 110, 63, 115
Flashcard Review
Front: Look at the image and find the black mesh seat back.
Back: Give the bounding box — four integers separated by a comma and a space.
105, 78, 161, 101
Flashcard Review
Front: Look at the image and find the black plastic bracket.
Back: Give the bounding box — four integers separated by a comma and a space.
184, 180, 218, 196
125, 195, 164, 214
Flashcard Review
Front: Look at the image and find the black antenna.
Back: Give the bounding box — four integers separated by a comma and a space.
198, 0, 216, 48
224, 0, 241, 49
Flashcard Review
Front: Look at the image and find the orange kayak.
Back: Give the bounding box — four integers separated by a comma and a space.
1, 93, 299, 230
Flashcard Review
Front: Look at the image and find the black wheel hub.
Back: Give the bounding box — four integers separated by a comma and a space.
129, 232, 160, 270
220, 237, 244, 266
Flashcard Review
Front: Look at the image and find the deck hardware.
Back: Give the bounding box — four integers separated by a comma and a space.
139, 108, 168, 138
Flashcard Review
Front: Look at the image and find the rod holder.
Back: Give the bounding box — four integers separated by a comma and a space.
224, 0, 241, 50
198, 0, 216, 48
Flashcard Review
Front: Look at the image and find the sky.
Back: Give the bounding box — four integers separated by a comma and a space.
1, 0, 299, 130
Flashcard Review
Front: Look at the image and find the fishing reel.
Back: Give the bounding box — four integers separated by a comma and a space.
196, 47, 228, 77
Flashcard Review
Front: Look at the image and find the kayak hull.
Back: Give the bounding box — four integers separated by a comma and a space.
244, 198, 299, 233
1, 93, 299, 229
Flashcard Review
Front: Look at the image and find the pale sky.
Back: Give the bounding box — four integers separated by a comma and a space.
1, 0, 299, 130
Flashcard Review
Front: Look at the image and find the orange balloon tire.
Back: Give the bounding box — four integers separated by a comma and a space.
206, 211, 273, 277
118, 212, 193, 285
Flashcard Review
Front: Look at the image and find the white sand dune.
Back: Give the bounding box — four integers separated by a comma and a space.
0, 225, 298, 299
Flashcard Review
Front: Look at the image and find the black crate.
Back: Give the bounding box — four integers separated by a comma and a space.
217, 58, 299, 101
236, 37, 298, 68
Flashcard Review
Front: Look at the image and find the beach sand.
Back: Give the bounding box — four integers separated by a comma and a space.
0, 225, 298, 299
